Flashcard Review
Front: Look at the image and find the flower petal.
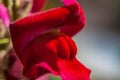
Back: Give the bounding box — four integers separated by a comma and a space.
19, 31, 91, 79
61, 0, 86, 36
57, 58, 91, 80
9, 1, 89, 80
10, 2, 85, 58
31, 0, 46, 13
0, 3, 10, 27
22, 32, 74, 79
9, 5, 69, 58
12, 32, 77, 79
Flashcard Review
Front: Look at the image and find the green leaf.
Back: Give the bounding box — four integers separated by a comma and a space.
49, 75, 61, 80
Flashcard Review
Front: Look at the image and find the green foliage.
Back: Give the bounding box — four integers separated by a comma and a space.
49, 75, 61, 80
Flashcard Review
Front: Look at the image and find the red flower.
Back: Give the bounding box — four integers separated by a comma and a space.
10, 0, 91, 80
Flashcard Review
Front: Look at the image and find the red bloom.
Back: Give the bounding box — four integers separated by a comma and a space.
10, 0, 91, 80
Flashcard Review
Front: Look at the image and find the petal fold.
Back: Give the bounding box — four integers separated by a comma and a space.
20, 32, 77, 79
61, 1, 86, 36
57, 58, 91, 80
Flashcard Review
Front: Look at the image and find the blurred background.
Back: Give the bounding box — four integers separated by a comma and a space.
0, 0, 120, 80
74, 0, 120, 80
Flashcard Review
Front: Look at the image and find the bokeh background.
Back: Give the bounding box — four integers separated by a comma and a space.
0, 0, 120, 80
75, 0, 120, 80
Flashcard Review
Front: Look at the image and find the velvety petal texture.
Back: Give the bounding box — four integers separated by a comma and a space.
57, 58, 91, 80
0, 3, 10, 27
31, 0, 46, 13
10, 0, 91, 80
